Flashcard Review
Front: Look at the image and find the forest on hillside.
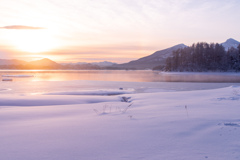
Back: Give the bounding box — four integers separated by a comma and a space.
155, 42, 240, 72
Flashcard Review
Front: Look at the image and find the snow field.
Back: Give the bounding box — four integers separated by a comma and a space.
0, 86, 240, 160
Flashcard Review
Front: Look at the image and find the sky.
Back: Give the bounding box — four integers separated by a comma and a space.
0, 0, 240, 63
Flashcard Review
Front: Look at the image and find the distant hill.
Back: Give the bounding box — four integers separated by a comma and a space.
92, 61, 117, 67
113, 44, 187, 69
27, 58, 59, 67
61, 61, 117, 67
0, 58, 61, 69
0, 59, 27, 65
0, 38, 238, 70
113, 38, 240, 70
0, 58, 104, 69
221, 38, 240, 51
23, 58, 60, 69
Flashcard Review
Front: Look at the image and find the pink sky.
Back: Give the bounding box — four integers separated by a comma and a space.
0, 0, 239, 63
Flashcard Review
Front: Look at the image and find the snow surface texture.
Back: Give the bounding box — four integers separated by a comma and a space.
0, 82, 240, 160
44, 89, 135, 96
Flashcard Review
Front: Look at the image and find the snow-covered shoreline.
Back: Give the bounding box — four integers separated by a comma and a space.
160, 71, 240, 75
0, 81, 240, 160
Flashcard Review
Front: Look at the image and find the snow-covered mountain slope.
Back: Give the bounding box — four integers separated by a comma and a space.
221, 38, 240, 50
92, 61, 117, 67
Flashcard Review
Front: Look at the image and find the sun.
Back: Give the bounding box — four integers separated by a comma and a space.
10, 29, 58, 53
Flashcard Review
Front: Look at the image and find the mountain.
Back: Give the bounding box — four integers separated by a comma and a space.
221, 38, 240, 50
61, 62, 88, 65
113, 44, 187, 70
0, 58, 61, 69
25, 58, 61, 69
62, 61, 117, 67
0, 59, 27, 65
27, 58, 59, 66
0, 38, 238, 70
92, 61, 117, 67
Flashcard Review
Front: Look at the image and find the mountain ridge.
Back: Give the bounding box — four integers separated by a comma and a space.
113, 44, 187, 69
0, 38, 239, 70
27, 58, 59, 66
113, 38, 239, 70
221, 38, 240, 50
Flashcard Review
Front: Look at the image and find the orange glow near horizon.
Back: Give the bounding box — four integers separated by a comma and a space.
0, 1, 239, 63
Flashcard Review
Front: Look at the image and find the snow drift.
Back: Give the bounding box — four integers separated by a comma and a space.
0, 83, 240, 160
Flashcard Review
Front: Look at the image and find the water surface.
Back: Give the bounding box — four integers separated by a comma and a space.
0, 70, 240, 95
1, 70, 240, 82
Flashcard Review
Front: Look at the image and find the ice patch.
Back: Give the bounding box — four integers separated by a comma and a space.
217, 97, 240, 101
218, 120, 240, 127
2, 75, 34, 77
0, 88, 11, 92
231, 85, 240, 88
2, 78, 13, 81
219, 121, 240, 127
224, 122, 240, 127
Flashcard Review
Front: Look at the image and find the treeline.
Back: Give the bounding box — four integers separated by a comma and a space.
158, 42, 240, 72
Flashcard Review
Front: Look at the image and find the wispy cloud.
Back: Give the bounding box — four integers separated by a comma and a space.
0, 25, 45, 29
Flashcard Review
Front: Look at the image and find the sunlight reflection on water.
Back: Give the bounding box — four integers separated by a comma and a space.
0, 70, 240, 82
0, 70, 240, 95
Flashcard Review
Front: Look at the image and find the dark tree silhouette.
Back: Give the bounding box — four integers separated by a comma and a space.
162, 42, 240, 72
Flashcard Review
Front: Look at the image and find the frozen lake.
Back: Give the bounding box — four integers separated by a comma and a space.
0, 70, 240, 95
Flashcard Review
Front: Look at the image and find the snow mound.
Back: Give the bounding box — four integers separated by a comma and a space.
1, 82, 240, 160
0, 95, 122, 106
43, 89, 135, 96
216, 86, 240, 100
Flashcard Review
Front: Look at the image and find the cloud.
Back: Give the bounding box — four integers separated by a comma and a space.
0, 25, 45, 29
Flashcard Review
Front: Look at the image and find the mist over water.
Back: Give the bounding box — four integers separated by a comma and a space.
158, 72, 240, 83
0, 70, 240, 82
0, 70, 239, 95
